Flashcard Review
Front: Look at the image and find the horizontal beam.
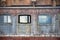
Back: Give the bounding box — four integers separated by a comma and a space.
0, 7, 60, 9
0, 35, 60, 37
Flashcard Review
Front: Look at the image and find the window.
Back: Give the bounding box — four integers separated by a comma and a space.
4, 16, 11, 23
0, 15, 11, 23
38, 15, 52, 24
18, 15, 31, 23
38, 14, 52, 34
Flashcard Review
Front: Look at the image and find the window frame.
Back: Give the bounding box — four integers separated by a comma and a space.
18, 15, 31, 24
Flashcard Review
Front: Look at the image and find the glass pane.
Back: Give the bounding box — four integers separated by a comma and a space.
8, 16, 11, 23
39, 16, 47, 24
38, 15, 52, 24
20, 16, 28, 23
4, 16, 7, 23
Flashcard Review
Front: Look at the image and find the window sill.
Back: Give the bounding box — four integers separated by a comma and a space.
0, 34, 60, 37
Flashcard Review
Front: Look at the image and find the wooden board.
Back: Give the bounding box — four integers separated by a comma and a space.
36, 0, 52, 6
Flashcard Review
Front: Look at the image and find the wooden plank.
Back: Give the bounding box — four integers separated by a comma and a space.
36, 0, 52, 6
6, 0, 31, 6
56, 0, 60, 6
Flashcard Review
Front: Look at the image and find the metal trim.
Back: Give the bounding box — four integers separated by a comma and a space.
0, 7, 60, 9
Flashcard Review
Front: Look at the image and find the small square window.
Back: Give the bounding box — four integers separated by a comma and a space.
18, 15, 31, 24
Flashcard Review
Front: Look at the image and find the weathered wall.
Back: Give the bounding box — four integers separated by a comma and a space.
0, 8, 60, 35
0, 8, 60, 40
